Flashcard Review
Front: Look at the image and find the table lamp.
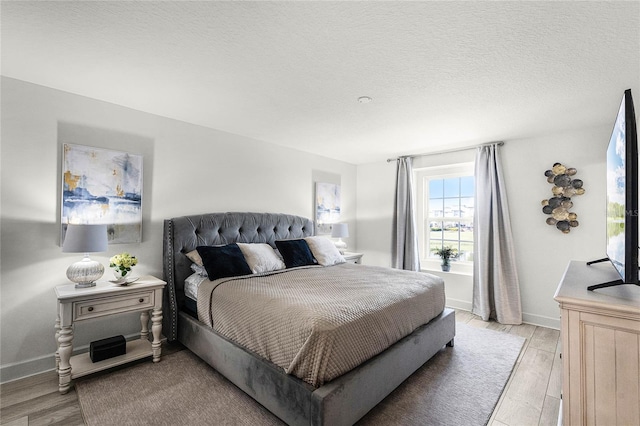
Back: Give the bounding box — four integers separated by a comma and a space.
62, 224, 108, 288
331, 223, 349, 253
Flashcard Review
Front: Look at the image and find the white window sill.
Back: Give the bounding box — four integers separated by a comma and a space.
422, 267, 473, 277
420, 259, 473, 277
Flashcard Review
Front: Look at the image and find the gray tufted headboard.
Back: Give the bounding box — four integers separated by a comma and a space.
162, 212, 314, 341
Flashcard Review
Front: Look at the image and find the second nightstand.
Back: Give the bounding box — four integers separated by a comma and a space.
342, 252, 364, 264
54, 275, 166, 394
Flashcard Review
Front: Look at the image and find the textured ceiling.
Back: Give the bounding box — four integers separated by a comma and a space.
2, 1, 639, 164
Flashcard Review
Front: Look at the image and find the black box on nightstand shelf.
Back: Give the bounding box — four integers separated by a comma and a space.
90, 335, 126, 362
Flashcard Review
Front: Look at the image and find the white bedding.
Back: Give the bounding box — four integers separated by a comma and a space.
184, 272, 208, 302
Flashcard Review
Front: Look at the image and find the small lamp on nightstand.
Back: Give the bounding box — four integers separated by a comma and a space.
331, 223, 349, 253
62, 224, 108, 288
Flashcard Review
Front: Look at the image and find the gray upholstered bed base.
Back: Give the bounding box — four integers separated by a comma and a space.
162, 212, 456, 426
179, 308, 455, 426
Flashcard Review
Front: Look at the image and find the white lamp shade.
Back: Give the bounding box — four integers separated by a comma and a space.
331, 223, 348, 253
62, 224, 108, 287
62, 224, 108, 253
331, 223, 349, 238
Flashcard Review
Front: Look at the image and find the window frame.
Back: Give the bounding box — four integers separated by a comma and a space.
415, 162, 475, 274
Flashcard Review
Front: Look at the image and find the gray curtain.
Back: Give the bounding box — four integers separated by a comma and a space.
392, 157, 421, 271
472, 144, 522, 324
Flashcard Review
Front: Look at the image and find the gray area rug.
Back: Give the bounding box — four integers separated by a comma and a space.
76, 323, 524, 426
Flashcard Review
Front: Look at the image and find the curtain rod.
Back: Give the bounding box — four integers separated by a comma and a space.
386, 141, 504, 163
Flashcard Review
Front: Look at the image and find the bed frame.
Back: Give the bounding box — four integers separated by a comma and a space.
163, 212, 455, 426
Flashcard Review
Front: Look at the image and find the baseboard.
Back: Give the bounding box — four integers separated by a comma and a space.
446, 304, 561, 330
0, 332, 147, 384
445, 298, 472, 311
522, 312, 560, 330
0, 353, 55, 384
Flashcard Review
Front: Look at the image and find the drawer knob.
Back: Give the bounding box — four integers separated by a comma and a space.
88, 307, 94, 312
139, 298, 144, 303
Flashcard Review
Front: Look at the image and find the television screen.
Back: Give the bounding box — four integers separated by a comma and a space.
603, 89, 639, 286
605, 98, 628, 279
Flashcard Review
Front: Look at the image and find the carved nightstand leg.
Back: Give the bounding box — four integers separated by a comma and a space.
57, 326, 74, 394
54, 317, 61, 372
140, 310, 150, 341
151, 308, 162, 362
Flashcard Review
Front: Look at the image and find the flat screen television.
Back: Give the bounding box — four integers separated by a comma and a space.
587, 89, 639, 290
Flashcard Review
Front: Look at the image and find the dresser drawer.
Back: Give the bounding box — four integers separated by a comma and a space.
73, 290, 154, 321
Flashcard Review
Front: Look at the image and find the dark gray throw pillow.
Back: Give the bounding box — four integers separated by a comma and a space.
196, 243, 252, 280
275, 239, 317, 268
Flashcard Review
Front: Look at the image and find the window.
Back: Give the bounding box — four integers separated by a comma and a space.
415, 163, 475, 270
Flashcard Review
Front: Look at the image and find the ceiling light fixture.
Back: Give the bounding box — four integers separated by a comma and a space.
358, 96, 372, 104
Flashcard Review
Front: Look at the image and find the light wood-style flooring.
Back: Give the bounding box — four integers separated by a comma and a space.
455, 310, 562, 426
0, 309, 560, 426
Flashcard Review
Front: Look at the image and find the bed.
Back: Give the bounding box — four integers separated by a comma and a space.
162, 212, 455, 426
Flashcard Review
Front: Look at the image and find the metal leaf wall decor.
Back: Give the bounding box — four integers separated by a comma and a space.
541, 163, 585, 233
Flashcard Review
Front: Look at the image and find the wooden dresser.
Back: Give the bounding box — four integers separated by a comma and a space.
554, 261, 640, 425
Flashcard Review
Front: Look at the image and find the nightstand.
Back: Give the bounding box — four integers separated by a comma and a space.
54, 275, 166, 394
342, 252, 364, 264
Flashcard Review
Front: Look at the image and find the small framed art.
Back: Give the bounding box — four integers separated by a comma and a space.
315, 182, 341, 234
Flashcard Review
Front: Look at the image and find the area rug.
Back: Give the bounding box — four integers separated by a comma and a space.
76, 323, 524, 426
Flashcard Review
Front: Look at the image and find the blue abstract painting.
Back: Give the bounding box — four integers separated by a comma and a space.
315, 182, 341, 234
62, 144, 143, 244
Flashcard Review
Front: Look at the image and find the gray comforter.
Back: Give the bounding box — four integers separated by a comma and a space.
197, 262, 445, 387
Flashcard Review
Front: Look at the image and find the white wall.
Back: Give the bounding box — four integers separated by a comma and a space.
0, 75, 617, 382
0, 77, 357, 382
357, 127, 610, 328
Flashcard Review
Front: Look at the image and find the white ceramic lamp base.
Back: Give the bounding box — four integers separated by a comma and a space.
334, 239, 347, 254
66, 255, 105, 288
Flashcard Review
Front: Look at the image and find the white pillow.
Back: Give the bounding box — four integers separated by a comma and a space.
237, 243, 286, 274
304, 236, 345, 266
185, 249, 204, 266
190, 263, 208, 277
184, 272, 208, 301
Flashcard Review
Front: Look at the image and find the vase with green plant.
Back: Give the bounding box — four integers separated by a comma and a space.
433, 246, 458, 272
110, 252, 138, 281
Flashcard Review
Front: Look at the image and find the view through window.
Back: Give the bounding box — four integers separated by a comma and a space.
416, 163, 475, 266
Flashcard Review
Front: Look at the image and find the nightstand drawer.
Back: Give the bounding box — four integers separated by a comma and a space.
73, 290, 154, 321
